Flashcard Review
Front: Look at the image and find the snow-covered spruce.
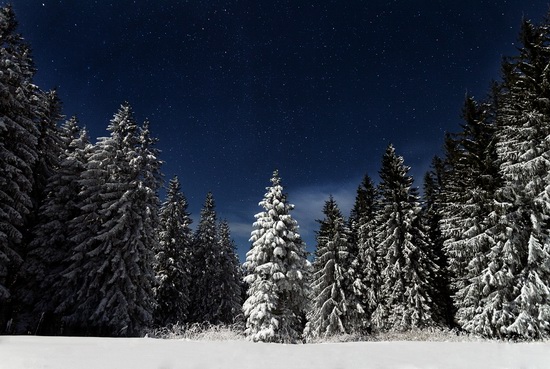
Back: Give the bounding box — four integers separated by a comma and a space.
154, 176, 193, 327
306, 196, 364, 339
55, 103, 161, 336
243, 170, 310, 343
474, 19, 550, 339
14, 118, 88, 334
371, 144, 443, 331
0, 5, 40, 324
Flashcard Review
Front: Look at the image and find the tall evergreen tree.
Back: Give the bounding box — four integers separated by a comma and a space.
215, 220, 243, 324
473, 19, 550, 339
422, 157, 453, 327
14, 118, 88, 334
188, 192, 220, 323
31, 89, 64, 209
352, 174, 379, 331
440, 96, 500, 298
57, 103, 160, 336
307, 196, 362, 339
0, 5, 40, 329
371, 145, 441, 331
153, 176, 192, 327
243, 170, 310, 342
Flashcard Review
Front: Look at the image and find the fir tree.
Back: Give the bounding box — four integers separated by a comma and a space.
57, 103, 160, 336
153, 176, 192, 327
243, 170, 310, 343
371, 145, 441, 331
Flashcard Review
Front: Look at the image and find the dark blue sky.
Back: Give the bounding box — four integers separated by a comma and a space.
13, 0, 550, 259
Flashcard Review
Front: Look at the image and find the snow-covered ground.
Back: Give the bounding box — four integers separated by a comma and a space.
1, 336, 550, 369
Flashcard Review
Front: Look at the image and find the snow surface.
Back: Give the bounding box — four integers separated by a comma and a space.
2, 336, 550, 369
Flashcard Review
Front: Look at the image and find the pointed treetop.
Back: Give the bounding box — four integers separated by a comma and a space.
271, 169, 281, 186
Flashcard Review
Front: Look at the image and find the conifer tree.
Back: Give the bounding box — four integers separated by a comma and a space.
57, 103, 160, 336
473, 19, 550, 339
0, 5, 40, 327
352, 174, 379, 331
188, 192, 220, 323
422, 157, 453, 327
307, 196, 362, 338
243, 170, 310, 342
31, 89, 64, 209
154, 176, 192, 327
14, 118, 88, 334
372, 145, 441, 331
215, 220, 243, 324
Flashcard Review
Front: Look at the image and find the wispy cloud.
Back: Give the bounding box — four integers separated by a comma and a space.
288, 178, 359, 250
223, 177, 362, 261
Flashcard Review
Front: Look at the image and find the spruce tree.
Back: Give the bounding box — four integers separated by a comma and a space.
215, 220, 243, 324
0, 5, 40, 327
188, 192, 219, 323
307, 196, 362, 339
243, 170, 310, 342
475, 19, 550, 339
14, 118, 88, 334
153, 176, 193, 327
57, 103, 160, 336
422, 157, 453, 327
371, 145, 441, 331
352, 174, 379, 331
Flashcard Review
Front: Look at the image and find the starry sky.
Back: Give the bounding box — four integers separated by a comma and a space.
12, 0, 550, 259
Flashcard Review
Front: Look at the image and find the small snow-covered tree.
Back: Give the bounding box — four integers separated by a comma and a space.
153, 176, 193, 327
243, 170, 310, 343
372, 145, 441, 331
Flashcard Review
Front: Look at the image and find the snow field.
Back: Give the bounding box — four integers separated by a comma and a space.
1, 336, 550, 369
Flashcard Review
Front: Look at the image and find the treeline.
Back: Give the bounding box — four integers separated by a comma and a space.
242, 14, 550, 342
2, 4, 550, 342
0, 6, 242, 336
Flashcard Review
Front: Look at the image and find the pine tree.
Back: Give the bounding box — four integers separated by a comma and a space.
371, 145, 441, 331
153, 176, 192, 327
243, 170, 310, 342
0, 5, 40, 328
307, 196, 362, 339
57, 103, 160, 336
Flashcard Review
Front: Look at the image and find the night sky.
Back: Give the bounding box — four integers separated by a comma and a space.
12, 1, 550, 259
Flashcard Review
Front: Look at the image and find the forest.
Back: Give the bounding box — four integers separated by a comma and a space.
2, 4, 550, 342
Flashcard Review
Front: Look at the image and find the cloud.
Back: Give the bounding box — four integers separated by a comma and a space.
223, 177, 361, 261
289, 178, 359, 249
